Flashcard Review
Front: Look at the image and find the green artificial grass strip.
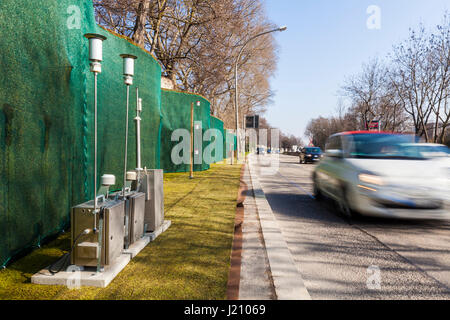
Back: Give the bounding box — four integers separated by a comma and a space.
0, 163, 242, 300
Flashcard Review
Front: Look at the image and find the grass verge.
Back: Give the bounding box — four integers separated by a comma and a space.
0, 163, 242, 300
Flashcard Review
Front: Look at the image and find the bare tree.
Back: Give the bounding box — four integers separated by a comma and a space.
342, 59, 394, 130
94, 0, 277, 129
427, 13, 450, 143
339, 15, 449, 142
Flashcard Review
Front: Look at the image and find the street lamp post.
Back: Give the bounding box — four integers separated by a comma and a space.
234, 26, 287, 161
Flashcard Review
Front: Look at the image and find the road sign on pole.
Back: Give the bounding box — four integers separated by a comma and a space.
367, 120, 380, 131
245, 115, 259, 129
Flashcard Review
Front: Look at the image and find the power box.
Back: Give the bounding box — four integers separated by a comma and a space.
135, 169, 164, 232
109, 190, 146, 247
71, 199, 125, 267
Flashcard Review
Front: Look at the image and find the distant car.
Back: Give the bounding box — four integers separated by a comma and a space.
256, 147, 266, 155
313, 131, 450, 220
300, 147, 323, 164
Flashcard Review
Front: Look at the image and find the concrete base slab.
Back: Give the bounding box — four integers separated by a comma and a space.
146, 220, 171, 241
124, 220, 171, 258
31, 220, 172, 288
31, 254, 131, 288
123, 236, 150, 259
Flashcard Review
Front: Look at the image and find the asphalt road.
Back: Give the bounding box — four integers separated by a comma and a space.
252, 154, 450, 300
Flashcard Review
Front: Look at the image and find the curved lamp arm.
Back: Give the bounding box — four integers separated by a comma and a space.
234, 26, 287, 160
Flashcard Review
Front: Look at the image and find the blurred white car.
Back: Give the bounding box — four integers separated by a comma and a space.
400, 143, 450, 161
313, 131, 450, 220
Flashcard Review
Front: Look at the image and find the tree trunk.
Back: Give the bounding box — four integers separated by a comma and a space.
132, 0, 150, 47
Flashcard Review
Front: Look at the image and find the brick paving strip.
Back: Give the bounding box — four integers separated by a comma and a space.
226, 164, 246, 300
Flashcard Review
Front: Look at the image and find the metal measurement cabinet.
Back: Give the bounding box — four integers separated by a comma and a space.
71, 199, 125, 267
109, 191, 146, 247
134, 170, 164, 232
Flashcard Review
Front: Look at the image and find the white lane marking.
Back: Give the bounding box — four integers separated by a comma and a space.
277, 171, 316, 200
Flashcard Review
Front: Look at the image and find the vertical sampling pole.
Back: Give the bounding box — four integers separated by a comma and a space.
135, 89, 142, 187
120, 54, 137, 196
120, 54, 137, 251
84, 32, 107, 273
94, 71, 101, 269
95, 73, 101, 272
94, 72, 98, 219
123, 84, 130, 196
190, 102, 194, 179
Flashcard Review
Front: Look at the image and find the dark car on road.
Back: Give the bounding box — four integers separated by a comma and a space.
300, 147, 322, 164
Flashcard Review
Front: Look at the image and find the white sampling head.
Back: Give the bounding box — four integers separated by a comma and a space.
101, 174, 116, 186
120, 54, 138, 85
84, 33, 107, 73
126, 171, 137, 181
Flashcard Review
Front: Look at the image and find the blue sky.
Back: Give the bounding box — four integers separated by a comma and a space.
264, 0, 450, 140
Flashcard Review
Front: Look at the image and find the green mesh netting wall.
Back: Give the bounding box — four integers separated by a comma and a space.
0, 0, 162, 267
160, 89, 213, 173
91, 28, 162, 198
223, 129, 237, 159
210, 116, 225, 163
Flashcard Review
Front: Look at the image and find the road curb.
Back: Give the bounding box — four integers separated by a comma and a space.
247, 155, 311, 300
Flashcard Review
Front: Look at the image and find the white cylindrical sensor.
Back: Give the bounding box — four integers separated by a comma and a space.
89, 38, 103, 61
120, 54, 138, 76
123, 57, 134, 75
84, 34, 107, 62
126, 171, 137, 181
137, 98, 142, 112
101, 174, 116, 186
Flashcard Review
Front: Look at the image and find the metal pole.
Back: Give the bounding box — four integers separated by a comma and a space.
234, 27, 286, 162
123, 85, 130, 196
135, 88, 142, 189
95, 72, 102, 273
190, 102, 194, 179
94, 72, 98, 230
136, 88, 141, 170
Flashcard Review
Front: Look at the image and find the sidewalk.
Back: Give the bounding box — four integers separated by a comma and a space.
238, 163, 276, 300
238, 155, 311, 300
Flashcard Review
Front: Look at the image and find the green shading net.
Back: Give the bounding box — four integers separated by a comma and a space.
159, 89, 213, 173
223, 129, 237, 159
0, 0, 162, 267
209, 116, 225, 163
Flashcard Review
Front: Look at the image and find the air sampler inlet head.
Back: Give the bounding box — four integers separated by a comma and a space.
84, 33, 107, 73
126, 171, 137, 181
101, 174, 116, 186
120, 54, 138, 85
